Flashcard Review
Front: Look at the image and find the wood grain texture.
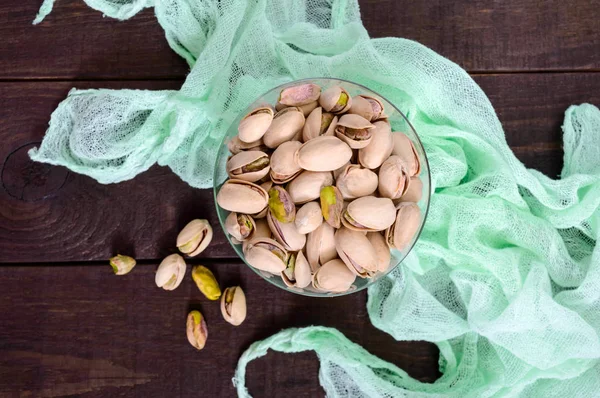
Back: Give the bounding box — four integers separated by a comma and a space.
0, 264, 440, 397
2, 74, 598, 263
1, 0, 599, 80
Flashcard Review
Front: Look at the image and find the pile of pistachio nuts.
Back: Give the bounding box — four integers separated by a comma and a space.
217, 82, 423, 293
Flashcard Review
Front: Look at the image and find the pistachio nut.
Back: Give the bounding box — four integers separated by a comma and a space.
295, 136, 352, 172
306, 222, 337, 271
243, 237, 288, 274
367, 232, 391, 273
342, 196, 396, 232
319, 86, 352, 114
221, 286, 247, 326
268, 186, 296, 223
176, 219, 213, 257
242, 218, 271, 252
302, 107, 338, 142
358, 120, 393, 169
386, 202, 421, 250
226, 151, 270, 183
334, 114, 375, 149
192, 265, 222, 300
279, 83, 321, 107
227, 136, 264, 155
335, 164, 378, 199
349, 95, 384, 121
270, 141, 303, 183
186, 310, 208, 350
155, 253, 186, 291
287, 170, 334, 204
225, 212, 256, 241
217, 179, 268, 214
263, 107, 305, 148
109, 254, 136, 275
378, 156, 410, 199
312, 259, 356, 292
392, 133, 421, 176
267, 210, 306, 251
238, 106, 274, 143
320, 186, 343, 228
298, 101, 319, 117
295, 201, 323, 234
281, 251, 312, 289
335, 227, 378, 278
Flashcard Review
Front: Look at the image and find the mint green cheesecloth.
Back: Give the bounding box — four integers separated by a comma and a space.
33, 1, 600, 396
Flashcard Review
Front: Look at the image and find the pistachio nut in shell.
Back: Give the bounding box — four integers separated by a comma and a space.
192, 265, 221, 300
243, 237, 288, 274
295, 201, 323, 234
176, 219, 213, 257
263, 107, 305, 149
155, 254, 186, 290
267, 210, 306, 251
225, 212, 255, 241
227, 136, 263, 155
342, 196, 396, 232
287, 171, 334, 204
351, 95, 384, 121
367, 232, 391, 273
279, 83, 321, 106
295, 136, 352, 172
319, 86, 352, 114
320, 186, 343, 228
298, 101, 319, 117
335, 227, 378, 278
302, 107, 338, 142
335, 125, 373, 149
268, 186, 296, 223
306, 222, 337, 271
186, 310, 208, 350
348, 95, 374, 121
110, 254, 136, 275
401, 177, 423, 203
378, 156, 410, 199
242, 218, 271, 252
270, 140, 302, 183
226, 150, 270, 183
335, 164, 378, 199
392, 133, 421, 176
337, 114, 375, 130
358, 120, 393, 169
221, 286, 247, 326
386, 202, 421, 251
281, 251, 312, 289
238, 106, 274, 143
216, 179, 268, 214
312, 259, 356, 293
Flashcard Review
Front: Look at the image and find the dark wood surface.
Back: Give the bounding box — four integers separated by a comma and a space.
0, 0, 598, 397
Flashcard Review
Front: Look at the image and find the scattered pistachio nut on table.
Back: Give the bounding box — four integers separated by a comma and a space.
186, 310, 208, 350
192, 265, 222, 300
155, 253, 187, 290
221, 286, 247, 326
177, 219, 213, 257
218, 82, 423, 293
109, 254, 136, 275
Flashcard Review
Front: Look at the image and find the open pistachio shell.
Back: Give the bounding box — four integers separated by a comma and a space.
363, 95, 384, 121
287, 171, 334, 204
385, 203, 421, 250
320, 186, 343, 228
226, 150, 270, 182
282, 251, 312, 288
319, 86, 352, 114
268, 186, 296, 223
400, 177, 423, 202
176, 219, 213, 257
220, 286, 247, 326
295, 136, 352, 172
225, 212, 256, 241
242, 218, 271, 253
217, 179, 269, 214
337, 114, 375, 130
279, 83, 321, 107
263, 107, 305, 148
367, 232, 391, 273
238, 106, 274, 143
295, 201, 323, 234
348, 95, 375, 121
358, 120, 393, 169
378, 156, 410, 199
312, 259, 356, 292
336, 164, 378, 199
335, 227, 378, 278
335, 125, 373, 149
270, 141, 302, 184
243, 237, 288, 274
342, 196, 396, 232
227, 136, 265, 155
267, 210, 306, 251
392, 132, 421, 176
306, 222, 336, 271
302, 107, 338, 142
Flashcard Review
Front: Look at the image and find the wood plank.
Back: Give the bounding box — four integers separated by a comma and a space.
1, 73, 597, 263
0, 263, 440, 397
1, 0, 599, 79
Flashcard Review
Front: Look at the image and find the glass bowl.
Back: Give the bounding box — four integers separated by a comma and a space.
213, 78, 430, 297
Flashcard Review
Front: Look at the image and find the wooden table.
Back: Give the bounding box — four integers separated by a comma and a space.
1, 1, 599, 396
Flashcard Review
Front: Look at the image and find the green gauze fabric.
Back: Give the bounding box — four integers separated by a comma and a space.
33, 0, 600, 397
